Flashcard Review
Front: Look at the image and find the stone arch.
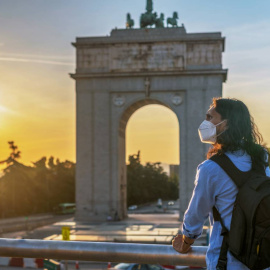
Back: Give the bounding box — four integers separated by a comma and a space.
119, 97, 176, 136
71, 27, 227, 221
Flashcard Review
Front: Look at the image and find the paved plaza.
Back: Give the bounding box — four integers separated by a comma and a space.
0, 211, 208, 270
23, 211, 208, 246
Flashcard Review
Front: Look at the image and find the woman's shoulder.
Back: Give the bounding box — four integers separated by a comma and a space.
195, 159, 228, 188
197, 159, 222, 175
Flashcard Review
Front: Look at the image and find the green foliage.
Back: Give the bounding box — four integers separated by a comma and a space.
0, 142, 180, 218
127, 151, 179, 206
7, 141, 21, 163
0, 142, 75, 218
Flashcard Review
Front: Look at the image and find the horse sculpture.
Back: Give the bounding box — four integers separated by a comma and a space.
155, 13, 164, 28
126, 13, 134, 29
167, 12, 178, 27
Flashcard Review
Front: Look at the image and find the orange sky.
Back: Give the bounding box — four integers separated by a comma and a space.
0, 48, 269, 169
126, 105, 179, 165
0, 61, 76, 166
0, 59, 180, 167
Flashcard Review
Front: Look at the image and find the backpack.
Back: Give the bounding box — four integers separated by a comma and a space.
210, 154, 270, 270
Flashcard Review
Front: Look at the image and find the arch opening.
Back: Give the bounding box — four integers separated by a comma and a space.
118, 99, 180, 219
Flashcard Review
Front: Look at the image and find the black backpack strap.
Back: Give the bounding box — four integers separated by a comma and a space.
210, 154, 241, 270
210, 154, 251, 187
213, 207, 229, 270
252, 160, 267, 176
216, 236, 229, 270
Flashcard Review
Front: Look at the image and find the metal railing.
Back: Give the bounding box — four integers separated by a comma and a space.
0, 238, 207, 267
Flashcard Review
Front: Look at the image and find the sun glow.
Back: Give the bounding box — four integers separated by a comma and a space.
0, 105, 9, 113
126, 104, 179, 166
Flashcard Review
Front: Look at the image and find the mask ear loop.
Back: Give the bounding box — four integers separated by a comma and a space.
216, 119, 228, 137
215, 119, 227, 127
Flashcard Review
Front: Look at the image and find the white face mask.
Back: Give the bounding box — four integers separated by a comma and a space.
198, 120, 227, 144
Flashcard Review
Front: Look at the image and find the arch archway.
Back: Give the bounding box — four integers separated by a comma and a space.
118, 99, 179, 219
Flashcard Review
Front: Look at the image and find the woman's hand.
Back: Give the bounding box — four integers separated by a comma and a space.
172, 234, 195, 254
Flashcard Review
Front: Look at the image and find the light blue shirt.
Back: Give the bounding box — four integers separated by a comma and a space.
182, 149, 270, 270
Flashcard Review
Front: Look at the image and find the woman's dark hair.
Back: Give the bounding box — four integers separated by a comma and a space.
207, 97, 269, 170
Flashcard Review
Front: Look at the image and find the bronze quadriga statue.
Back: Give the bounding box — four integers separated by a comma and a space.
127, 0, 179, 29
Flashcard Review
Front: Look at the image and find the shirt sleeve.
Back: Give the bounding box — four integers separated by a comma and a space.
266, 167, 270, 177
264, 150, 270, 177
182, 162, 216, 239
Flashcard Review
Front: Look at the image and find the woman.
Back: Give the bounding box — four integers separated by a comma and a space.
172, 97, 270, 269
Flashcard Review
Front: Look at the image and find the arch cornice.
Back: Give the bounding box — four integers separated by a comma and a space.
70, 69, 228, 82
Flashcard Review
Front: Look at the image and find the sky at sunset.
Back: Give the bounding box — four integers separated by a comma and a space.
0, 0, 270, 168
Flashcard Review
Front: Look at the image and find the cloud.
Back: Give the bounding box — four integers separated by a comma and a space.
0, 56, 74, 66
0, 52, 73, 60
223, 20, 270, 93
223, 20, 270, 46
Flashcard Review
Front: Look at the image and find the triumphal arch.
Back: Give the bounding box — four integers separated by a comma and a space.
71, 23, 227, 221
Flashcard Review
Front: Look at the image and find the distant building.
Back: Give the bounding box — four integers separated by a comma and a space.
159, 162, 170, 175
169, 164, 179, 177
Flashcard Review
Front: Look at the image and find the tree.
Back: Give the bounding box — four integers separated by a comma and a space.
0, 142, 76, 218
0, 141, 21, 165
127, 151, 179, 206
